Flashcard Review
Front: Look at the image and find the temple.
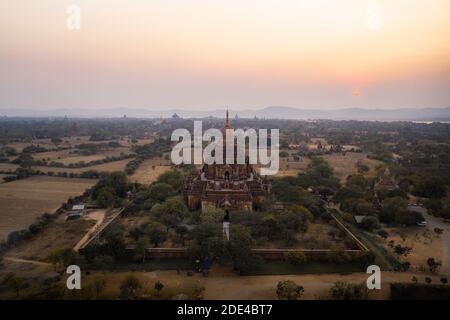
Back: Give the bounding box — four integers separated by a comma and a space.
184, 110, 271, 212
374, 168, 398, 191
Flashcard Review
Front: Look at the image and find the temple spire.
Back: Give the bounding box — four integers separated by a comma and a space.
224, 107, 231, 129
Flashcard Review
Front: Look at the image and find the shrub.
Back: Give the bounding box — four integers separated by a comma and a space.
284, 251, 307, 266
329, 281, 368, 300
276, 280, 304, 300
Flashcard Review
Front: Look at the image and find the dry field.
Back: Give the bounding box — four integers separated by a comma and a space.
322, 153, 383, 182
129, 165, 171, 184
0, 176, 96, 241
118, 137, 155, 147
0, 163, 19, 173
5, 134, 151, 157
128, 158, 172, 184
254, 222, 351, 250
6, 214, 96, 261
271, 149, 311, 177
382, 227, 444, 273
265, 151, 382, 179
33, 147, 133, 164
279, 156, 310, 171
45, 270, 438, 300
32, 158, 131, 174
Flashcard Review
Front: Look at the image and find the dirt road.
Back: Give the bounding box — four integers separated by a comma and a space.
3, 257, 51, 267
73, 210, 106, 252
139, 270, 441, 300
202, 271, 439, 299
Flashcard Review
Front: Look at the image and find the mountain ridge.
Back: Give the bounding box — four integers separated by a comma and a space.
0, 106, 449, 121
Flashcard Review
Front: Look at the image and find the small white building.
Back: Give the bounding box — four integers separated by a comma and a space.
72, 204, 85, 211
354, 216, 366, 224
66, 204, 86, 221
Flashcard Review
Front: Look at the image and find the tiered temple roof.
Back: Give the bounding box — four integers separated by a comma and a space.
184, 111, 270, 211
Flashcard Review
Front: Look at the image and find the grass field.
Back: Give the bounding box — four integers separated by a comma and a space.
0, 176, 96, 241
0, 163, 19, 173
6, 214, 96, 261
128, 160, 171, 184
322, 153, 383, 182
32, 158, 131, 174
33, 147, 132, 164
274, 151, 382, 180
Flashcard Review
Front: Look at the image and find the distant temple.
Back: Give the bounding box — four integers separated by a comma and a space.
373, 168, 398, 211
184, 110, 271, 212
171, 113, 181, 120
374, 168, 398, 191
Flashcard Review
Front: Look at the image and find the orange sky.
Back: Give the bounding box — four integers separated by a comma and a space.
0, 0, 449, 110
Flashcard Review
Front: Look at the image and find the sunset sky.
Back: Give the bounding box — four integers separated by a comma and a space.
1, 0, 449, 110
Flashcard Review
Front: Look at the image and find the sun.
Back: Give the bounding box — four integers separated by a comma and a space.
352, 89, 361, 97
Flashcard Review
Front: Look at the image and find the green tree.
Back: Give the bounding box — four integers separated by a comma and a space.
157, 170, 184, 191
47, 248, 77, 270
413, 176, 446, 198
272, 180, 300, 203
284, 251, 307, 265
284, 205, 314, 232
380, 197, 415, 225
135, 236, 150, 262
150, 196, 187, 230
200, 207, 225, 223
359, 216, 379, 231
119, 275, 142, 299
329, 281, 368, 300
276, 280, 304, 300
96, 187, 115, 208
145, 222, 167, 247
427, 257, 442, 273
104, 171, 128, 197
230, 224, 253, 247
93, 171, 128, 200
104, 225, 126, 259
147, 182, 176, 203
192, 223, 221, 243
154, 280, 164, 296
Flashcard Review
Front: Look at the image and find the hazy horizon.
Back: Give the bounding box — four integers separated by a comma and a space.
1, 0, 450, 111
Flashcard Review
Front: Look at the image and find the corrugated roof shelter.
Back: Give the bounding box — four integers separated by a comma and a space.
354, 216, 366, 224
72, 204, 85, 211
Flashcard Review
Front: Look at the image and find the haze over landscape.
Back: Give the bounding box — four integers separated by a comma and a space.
2, 1, 450, 304
1, 0, 449, 113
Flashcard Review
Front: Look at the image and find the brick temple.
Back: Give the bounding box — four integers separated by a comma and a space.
184, 111, 271, 212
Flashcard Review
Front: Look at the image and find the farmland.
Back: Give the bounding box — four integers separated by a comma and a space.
128, 158, 171, 184
322, 153, 383, 182
0, 176, 96, 241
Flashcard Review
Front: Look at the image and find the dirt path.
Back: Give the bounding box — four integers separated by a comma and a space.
137, 270, 441, 300
3, 257, 51, 267
200, 271, 441, 300
73, 210, 106, 252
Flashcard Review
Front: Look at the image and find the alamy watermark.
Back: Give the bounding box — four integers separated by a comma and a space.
366, 265, 381, 290
66, 4, 81, 30
171, 121, 279, 175
66, 265, 81, 290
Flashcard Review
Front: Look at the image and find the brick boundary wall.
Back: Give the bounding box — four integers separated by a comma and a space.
82, 208, 371, 260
